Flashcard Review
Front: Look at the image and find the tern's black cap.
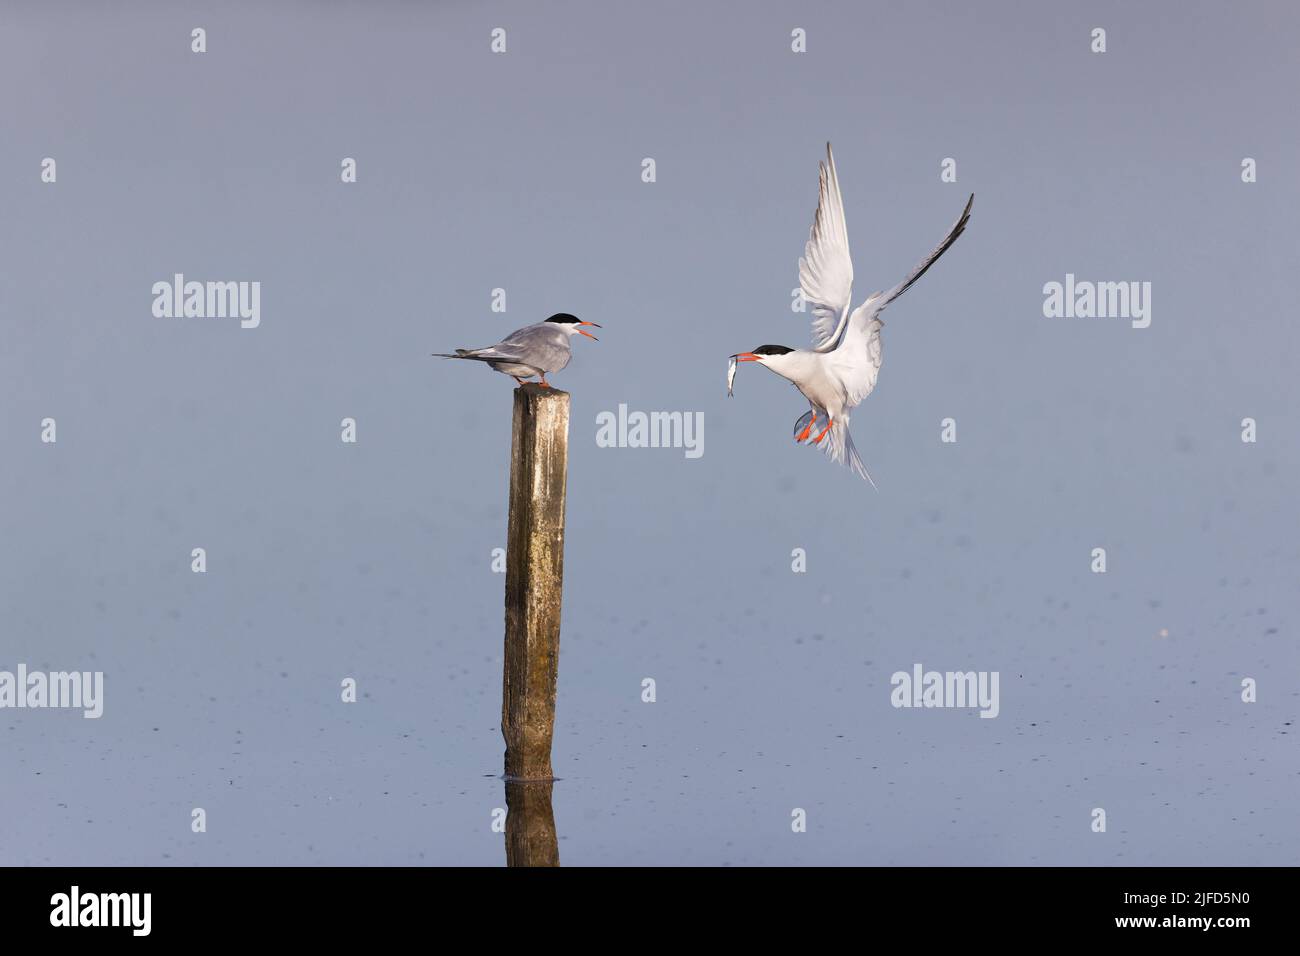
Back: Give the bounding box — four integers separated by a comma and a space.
545, 313, 582, 324
752, 344, 794, 356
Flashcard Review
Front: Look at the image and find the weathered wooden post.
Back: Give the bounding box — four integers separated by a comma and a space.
501, 383, 569, 781
504, 779, 560, 867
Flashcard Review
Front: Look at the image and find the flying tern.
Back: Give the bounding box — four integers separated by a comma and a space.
434, 313, 600, 387
729, 143, 972, 487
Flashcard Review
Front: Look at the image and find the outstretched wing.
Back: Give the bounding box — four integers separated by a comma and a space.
863, 193, 972, 315
798, 143, 855, 352
832, 194, 972, 409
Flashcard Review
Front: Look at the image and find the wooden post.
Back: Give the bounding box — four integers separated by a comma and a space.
502, 383, 569, 781
504, 779, 560, 867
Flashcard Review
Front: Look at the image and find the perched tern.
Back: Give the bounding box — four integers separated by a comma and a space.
434, 313, 600, 387
730, 143, 972, 487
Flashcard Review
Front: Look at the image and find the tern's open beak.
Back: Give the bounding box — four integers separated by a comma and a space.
732, 352, 760, 362
578, 321, 601, 341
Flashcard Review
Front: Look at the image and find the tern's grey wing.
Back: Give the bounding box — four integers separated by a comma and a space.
452, 324, 546, 361
864, 193, 972, 314
495, 323, 572, 373
825, 194, 970, 409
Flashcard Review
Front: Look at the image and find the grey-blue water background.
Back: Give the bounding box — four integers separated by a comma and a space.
2, 1, 1297, 864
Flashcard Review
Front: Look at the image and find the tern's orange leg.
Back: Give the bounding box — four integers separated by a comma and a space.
538, 377, 550, 388
812, 417, 833, 444
796, 412, 817, 443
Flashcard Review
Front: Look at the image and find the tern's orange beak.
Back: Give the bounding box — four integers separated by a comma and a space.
733, 352, 760, 362
577, 321, 601, 341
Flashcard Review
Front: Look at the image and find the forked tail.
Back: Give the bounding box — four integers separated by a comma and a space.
839, 423, 876, 489
432, 349, 490, 361
794, 411, 876, 489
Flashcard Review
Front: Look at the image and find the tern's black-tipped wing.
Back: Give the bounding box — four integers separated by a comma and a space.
869, 193, 972, 312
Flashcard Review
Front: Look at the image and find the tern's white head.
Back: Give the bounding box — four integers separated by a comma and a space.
545, 313, 602, 341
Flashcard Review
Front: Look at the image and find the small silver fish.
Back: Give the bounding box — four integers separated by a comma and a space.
727, 355, 737, 396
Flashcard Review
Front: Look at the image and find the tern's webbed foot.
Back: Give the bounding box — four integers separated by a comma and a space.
793, 410, 817, 444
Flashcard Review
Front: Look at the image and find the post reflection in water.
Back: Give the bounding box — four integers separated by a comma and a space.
504, 779, 560, 867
